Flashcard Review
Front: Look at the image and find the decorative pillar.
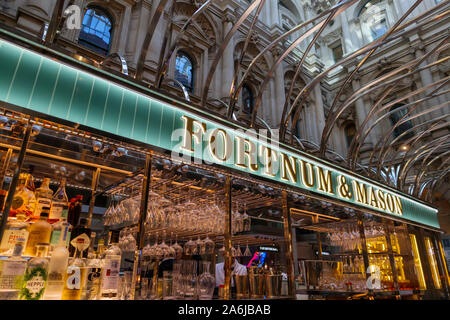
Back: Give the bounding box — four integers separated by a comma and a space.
282, 191, 296, 299
272, 47, 286, 127
223, 176, 233, 300
221, 13, 235, 100
351, 77, 377, 148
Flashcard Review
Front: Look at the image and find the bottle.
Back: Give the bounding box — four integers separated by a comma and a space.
0, 238, 28, 300
0, 212, 30, 256
19, 243, 49, 300
50, 220, 70, 252
24, 207, 52, 257
68, 195, 83, 227
83, 233, 102, 300
49, 178, 69, 223
61, 234, 90, 300
69, 218, 91, 258
34, 178, 53, 219
99, 231, 122, 300
67, 198, 76, 225
10, 173, 36, 219
43, 225, 70, 300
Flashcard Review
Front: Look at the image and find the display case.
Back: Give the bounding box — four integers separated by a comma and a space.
0, 106, 293, 300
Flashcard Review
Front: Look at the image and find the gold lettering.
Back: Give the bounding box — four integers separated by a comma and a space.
368, 187, 379, 208
385, 193, 395, 213
260, 145, 278, 177
235, 136, 258, 171
208, 128, 232, 162
280, 153, 298, 184
394, 196, 403, 215
300, 160, 315, 188
316, 167, 334, 194
181, 115, 206, 153
352, 181, 368, 205
376, 190, 386, 210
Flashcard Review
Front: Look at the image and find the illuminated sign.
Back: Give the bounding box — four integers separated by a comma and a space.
0, 33, 439, 229
177, 115, 406, 217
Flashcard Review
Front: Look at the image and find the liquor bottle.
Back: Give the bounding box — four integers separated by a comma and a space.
68, 195, 83, 227
0, 238, 28, 300
61, 234, 90, 300
83, 233, 102, 300
43, 225, 70, 300
34, 178, 53, 219
49, 178, 69, 224
67, 198, 76, 225
19, 243, 49, 300
10, 173, 36, 219
24, 207, 52, 257
99, 231, 122, 300
69, 218, 91, 258
0, 212, 30, 256
49, 220, 70, 253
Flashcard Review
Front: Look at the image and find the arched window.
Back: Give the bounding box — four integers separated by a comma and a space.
242, 84, 254, 114
78, 7, 113, 55
345, 122, 356, 147
358, 0, 388, 42
389, 104, 413, 139
175, 51, 194, 93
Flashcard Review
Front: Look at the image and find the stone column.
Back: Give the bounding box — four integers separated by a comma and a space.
340, 10, 355, 55
351, 77, 377, 148
412, 42, 446, 119
313, 85, 326, 146
269, 0, 280, 27
272, 48, 286, 127
221, 13, 235, 100
117, 5, 132, 56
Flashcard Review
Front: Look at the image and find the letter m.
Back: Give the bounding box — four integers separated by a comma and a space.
352, 181, 368, 205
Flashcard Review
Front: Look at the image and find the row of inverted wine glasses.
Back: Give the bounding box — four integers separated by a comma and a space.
142, 233, 216, 260
103, 194, 140, 226
326, 225, 361, 252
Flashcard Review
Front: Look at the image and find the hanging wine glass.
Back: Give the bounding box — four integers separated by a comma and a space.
171, 234, 183, 257
243, 241, 252, 257
203, 236, 215, 255
235, 243, 243, 257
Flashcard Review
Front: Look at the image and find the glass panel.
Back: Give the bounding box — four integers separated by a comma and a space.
174, 53, 194, 93
437, 240, 449, 284
424, 237, 442, 289
388, 224, 419, 290
409, 234, 427, 290
242, 85, 254, 114
78, 8, 112, 55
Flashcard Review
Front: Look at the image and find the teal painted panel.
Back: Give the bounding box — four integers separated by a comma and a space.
68, 74, 94, 124
7, 51, 41, 108
0, 38, 440, 229
28, 59, 61, 114
85, 80, 109, 128
101, 86, 123, 133
0, 41, 22, 101
131, 96, 150, 142
159, 107, 175, 151
147, 100, 163, 145
117, 91, 137, 137
48, 65, 76, 119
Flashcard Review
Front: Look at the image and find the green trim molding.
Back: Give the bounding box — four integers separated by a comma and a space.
0, 37, 440, 229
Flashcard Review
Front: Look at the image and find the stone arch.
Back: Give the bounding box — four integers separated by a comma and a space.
279, 0, 302, 22
284, 69, 307, 104
234, 41, 270, 77
172, 1, 219, 47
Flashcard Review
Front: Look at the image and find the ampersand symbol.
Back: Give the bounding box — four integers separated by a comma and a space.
338, 175, 352, 199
